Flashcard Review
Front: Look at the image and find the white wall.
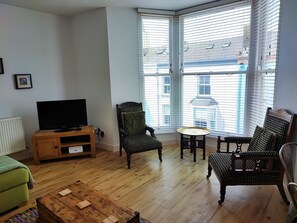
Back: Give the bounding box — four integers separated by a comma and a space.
0, 4, 74, 149
71, 9, 116, 150
71, 8, 146, 150
275, 0, 297, 141
0, 5, 148, 153
106, 7, 140, 147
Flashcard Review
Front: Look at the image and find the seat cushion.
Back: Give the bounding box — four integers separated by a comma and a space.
122, 111, 146, 136
0, 168, 29, 192
123, 134, 162, 154
248, 125, 276, 152
208, 153, 279, 183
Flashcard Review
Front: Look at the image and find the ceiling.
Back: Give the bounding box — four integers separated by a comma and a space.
0, 0, 218, 17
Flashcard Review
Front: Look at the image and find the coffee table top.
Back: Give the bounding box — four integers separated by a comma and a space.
177, 127, 210, 136
36, 180, 144, 223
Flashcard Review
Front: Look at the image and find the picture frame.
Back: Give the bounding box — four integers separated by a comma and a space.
14, 74, 33, 89
0, 58, 4, 74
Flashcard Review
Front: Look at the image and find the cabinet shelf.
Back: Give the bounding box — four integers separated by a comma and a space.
61, 142, 91, 147
60, 152, 92, 158
32, 126, 96, 164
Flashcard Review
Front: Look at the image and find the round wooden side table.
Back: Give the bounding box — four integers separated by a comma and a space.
177, 127, 210, 162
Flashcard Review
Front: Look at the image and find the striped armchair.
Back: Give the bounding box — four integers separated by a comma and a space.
207, 108, 296, 204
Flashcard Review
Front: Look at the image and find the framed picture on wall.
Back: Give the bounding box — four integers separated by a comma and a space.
14, 74, 33, 89
0, 58, 4, 74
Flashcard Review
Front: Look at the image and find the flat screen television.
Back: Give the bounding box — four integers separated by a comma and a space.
37, 99, 88, 132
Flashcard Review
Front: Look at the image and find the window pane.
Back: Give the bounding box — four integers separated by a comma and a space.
142, 17, 170, 74
182, 5, 251, 73
182, 73, 246, 134
140, 16, 172, 131
144, 76, 171, 128
258, 0, 280, 70
180, 3, 250, 135
248, 0, 280, 135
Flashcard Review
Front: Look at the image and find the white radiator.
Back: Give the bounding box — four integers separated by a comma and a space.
0, 116, 26, 156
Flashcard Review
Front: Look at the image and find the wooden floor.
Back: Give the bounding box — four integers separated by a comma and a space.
0, 145, 289, 223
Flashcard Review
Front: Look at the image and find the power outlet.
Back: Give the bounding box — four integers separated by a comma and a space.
95, 127, 104, 138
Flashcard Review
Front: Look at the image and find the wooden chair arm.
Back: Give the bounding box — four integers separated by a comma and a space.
145, 125, 156, 138
119, 127, 125, 136
120, 126, 156, 138
230, 151, 280, 174
217, 136, 252, 153
238, 150, 279, 157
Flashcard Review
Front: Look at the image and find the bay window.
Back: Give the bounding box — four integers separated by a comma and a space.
138, 0, 281, 136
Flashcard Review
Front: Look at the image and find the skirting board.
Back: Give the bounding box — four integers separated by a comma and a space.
97, 139, 178, 152
97, 139, 219, 153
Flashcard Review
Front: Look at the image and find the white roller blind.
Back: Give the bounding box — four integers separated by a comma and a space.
180, 2, 251, 135
139, 15, 173, 131
247, 0, 281, 135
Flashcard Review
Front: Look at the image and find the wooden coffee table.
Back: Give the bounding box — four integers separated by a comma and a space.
37, 181, 146, 223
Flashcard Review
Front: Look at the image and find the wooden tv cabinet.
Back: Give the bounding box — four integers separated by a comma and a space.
32, 126, 96, 164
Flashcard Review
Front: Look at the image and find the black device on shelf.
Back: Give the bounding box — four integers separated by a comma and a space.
36, 99, 88, 132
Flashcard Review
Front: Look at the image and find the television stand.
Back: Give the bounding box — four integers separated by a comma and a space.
54, 127, 82, 132
32, 125, 96, 164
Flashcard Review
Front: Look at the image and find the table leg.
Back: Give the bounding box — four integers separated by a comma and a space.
203, 135, 206, 160
190, 135, 196, 162
180, 134, 183, 159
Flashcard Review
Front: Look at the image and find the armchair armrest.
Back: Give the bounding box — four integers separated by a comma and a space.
119, 127, 125, 136
230, 151, 280, 174
120, 125, 157, 138
217, 136, 252, 153
238, 150, 279, 157
145, 125, 156, 138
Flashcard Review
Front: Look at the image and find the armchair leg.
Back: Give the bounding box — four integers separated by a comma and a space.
206, 163, 212, 178
218, 185, 226, 205
127, 154, 131, 169
277, 183, 290, 205
217, 136, 221, 152
158, 148, 162, 162
119, 140, 122, 156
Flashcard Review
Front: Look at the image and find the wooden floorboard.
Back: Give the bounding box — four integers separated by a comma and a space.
0, 145, 289, 222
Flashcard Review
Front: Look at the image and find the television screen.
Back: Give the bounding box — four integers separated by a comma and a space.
37, 99, 88, 131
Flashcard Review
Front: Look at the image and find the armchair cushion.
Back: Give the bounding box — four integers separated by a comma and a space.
124, 134, 162, 153
247, 125, 276, 152
122, 111, 146, 136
